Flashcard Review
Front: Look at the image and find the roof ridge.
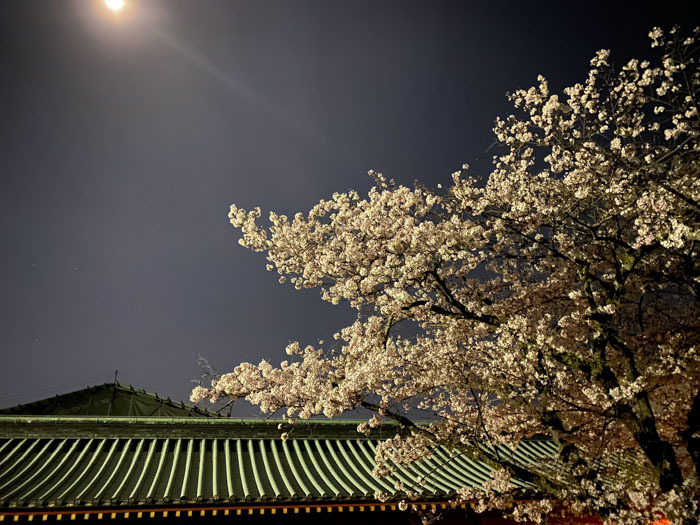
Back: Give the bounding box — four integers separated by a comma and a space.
111, 381, 221, 416
0, 382, 224, 418
110, 381, 223, 417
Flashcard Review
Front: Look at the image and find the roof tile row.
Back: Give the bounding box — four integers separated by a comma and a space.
0, 436, 557, 508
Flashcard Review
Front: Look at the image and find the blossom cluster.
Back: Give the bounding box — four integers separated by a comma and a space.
195, 27, 699, 524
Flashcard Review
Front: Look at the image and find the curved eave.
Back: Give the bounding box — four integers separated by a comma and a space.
0, 419, 553, 512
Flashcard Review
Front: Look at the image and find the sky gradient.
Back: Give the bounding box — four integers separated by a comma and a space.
1, 0, 697, 414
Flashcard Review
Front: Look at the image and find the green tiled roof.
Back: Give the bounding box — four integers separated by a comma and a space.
0, 383, 222, 418
0, 417, 557, 510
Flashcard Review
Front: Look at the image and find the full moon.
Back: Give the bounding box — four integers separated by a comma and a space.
105, 0, 124, 11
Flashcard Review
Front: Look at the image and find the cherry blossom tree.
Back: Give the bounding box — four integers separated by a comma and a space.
194, 27, 699, 524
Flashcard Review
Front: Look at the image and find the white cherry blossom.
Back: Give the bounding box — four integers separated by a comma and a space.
195, 27, 699, 525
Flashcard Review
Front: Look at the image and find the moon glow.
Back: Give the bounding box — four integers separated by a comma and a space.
105, 0, 124, 11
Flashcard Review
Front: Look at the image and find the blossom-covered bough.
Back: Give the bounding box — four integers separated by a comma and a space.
194, 28, 699, 524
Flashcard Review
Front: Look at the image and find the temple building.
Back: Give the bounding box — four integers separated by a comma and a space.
0, 383, 574, 523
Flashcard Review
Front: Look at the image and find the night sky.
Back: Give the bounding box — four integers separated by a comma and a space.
1, 1, 697, 415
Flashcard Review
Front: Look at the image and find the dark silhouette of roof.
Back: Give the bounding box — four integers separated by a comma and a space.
0, 382, 223, 418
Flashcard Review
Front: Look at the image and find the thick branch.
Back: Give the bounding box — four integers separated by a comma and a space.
682, 386, 700, 478
428, 271, 501, 327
